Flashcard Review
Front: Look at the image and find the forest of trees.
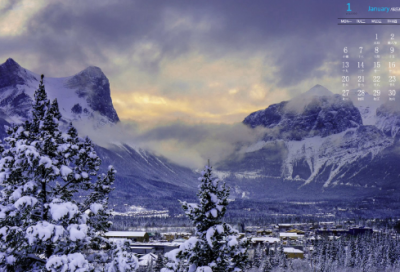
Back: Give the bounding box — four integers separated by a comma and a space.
246, 232, 400, 272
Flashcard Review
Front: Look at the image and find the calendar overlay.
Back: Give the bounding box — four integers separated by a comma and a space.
341, 34, 398, 102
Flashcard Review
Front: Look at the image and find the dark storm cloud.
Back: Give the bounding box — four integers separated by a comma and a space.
0, 0, 19, 13
2, 0, 400, 166
16, 0, 227, 75
0, 1, 344, 78
1, 0, 398, 86
22, 1, 168, 74
185, 0, 400, 87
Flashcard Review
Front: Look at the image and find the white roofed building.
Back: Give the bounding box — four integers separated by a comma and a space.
104, 231, 149, 242
279, 232, 303, 241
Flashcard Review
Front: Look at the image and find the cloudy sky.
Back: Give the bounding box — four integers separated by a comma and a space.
1, 0, 398, 125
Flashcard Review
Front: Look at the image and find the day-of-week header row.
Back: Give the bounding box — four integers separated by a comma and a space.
339, 19, 399, 24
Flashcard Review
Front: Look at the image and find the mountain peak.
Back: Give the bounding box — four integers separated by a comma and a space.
4, 58, 19, 66
243, 84, 362, 140
0, 58, 32, 89
304, 84, 333, 96
1, 58, 21, 71
77, 66, 106, 79
67, 66, 119, 123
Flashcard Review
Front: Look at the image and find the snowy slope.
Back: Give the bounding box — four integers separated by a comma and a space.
348, 88, 400, 138
283, 125, 392, 187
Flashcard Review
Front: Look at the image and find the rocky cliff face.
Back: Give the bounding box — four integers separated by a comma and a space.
0, 58, 119, 126
66, 66, 119, 123
243, 86, 362, 140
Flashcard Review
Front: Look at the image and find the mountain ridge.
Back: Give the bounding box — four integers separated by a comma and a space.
243, 89, 363, 140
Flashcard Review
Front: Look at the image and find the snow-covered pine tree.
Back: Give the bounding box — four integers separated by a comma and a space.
105, 240, 138, 272
317, 241, 327, 272
271, 242, 279, 268
162, 165, 249, 272
347, 238, 356, 268
85, 164, 115, 251
277, 243, 287, 271
262, 254, 273, 272
287, 258, 293, 272
0, 75, 136, 271
253, 243, 262, 268
154, 252, 164, 272
336, 237, 345, 268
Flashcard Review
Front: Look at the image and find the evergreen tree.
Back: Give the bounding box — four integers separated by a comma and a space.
365, 250, 376, 272
346, 239, 356, 268
318, 241, 327, 272
105, 240, 138, 272
336, 237, 345, 268
253, 243, 262, 268
277, 243, 287, 271
154, 253, 164, 272
262, 254, 273, 272
162, 165, 249, 272
85, 164, 116, 252
271, 242, 279, 268
287, 258, 293, 272
0, 75, 136, 271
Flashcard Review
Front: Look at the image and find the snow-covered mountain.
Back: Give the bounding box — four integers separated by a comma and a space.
0, 58, 198, 210
217, 85, 400, 201
0, 58, 119, 126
